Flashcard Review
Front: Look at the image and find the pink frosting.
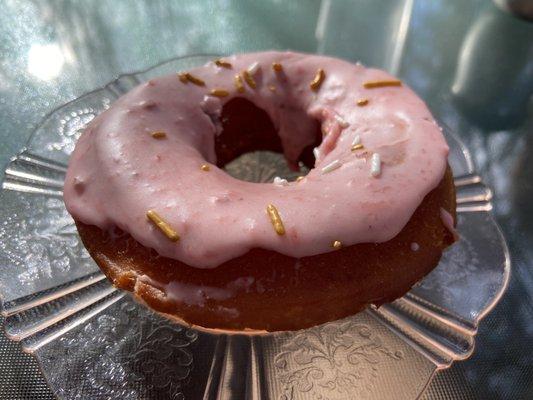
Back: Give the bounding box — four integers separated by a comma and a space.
64, 51, 449, 268
440, 208, 459, 241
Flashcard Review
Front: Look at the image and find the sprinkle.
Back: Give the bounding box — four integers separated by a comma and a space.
214, 59, 232, 68
411, 242, 420, 251
210, 88, 230, 97
273, 176, 289, 186
313, 147, 320, 160
247, 61, 260, 75
268, 85, 277, 92
179, 72, 205, 86
335, 115, 349, 128
272, 62, 283, 72
234, 74, 245, 93
200, 164, 210, 171
146, 210, 180, 242
242, 70, 256, 88
357, 98, 369, 106
370, 153, 381, 177
310, 69, 326, 91
351, 135, 361, 146
351, 144, 364, 151
151, 131, 166, 139
363, 80, 402, 89
332, 240, 342, 250
266, 204, 285, 235
296, 176, 305, 182
187, 73, 206, 86
139, 100, 157, 110
321, 159, 342, 174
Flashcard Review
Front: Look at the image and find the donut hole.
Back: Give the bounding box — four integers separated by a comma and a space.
216, 97, 321, 183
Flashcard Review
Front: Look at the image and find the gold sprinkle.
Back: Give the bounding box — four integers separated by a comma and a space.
151, 131, 166, 139
210, 88, 230, 97
268, 85, 277, 92
357, 98, 369, 106
242, 70, 256, 89
296, 176, 305, 182
310, 68, 326, 91
234, 74, 245, 93
146, 210, 180, 242
214, 59, 232, 69
272, 62, 283, 72
266, 204, 285, 235
332, 240, 342, 250
351, 143, 364, 151
363, 80, 402, 89
200, 164, 210, 171
179, 73, 205, 86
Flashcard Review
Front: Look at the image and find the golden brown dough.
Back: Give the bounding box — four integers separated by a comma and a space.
76, 166, 455, 332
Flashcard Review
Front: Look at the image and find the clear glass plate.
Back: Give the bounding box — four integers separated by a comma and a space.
0, 55, 510, 400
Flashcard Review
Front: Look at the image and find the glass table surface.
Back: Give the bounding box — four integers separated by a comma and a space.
0, 1, 532, 399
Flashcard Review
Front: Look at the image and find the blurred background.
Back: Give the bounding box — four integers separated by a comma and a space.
0, 0, 532, 398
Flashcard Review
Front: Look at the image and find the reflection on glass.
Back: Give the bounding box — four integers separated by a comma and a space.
314, 0, 413, 72
451, 4, 533, 129
27, 43, 65, 81
493, 0, 533, 20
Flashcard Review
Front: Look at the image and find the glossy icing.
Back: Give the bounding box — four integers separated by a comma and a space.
64, 51, 449, 268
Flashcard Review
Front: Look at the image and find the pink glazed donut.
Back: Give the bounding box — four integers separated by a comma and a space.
65, 51, 456, 331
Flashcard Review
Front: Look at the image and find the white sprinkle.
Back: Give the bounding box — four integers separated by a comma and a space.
273, 176, 289, 186
335, 115, 349, 128
247, 62, 260, 75
313, 147, 320, 160
411, 242, 420, 251
370, 153, 381, 177
351, 135, 361, 146
321, 159, 342, 174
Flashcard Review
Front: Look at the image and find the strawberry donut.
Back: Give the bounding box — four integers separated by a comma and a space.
64, 51, 456, 331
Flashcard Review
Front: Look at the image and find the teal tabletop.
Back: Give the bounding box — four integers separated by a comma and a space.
0, 1, 532, 399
